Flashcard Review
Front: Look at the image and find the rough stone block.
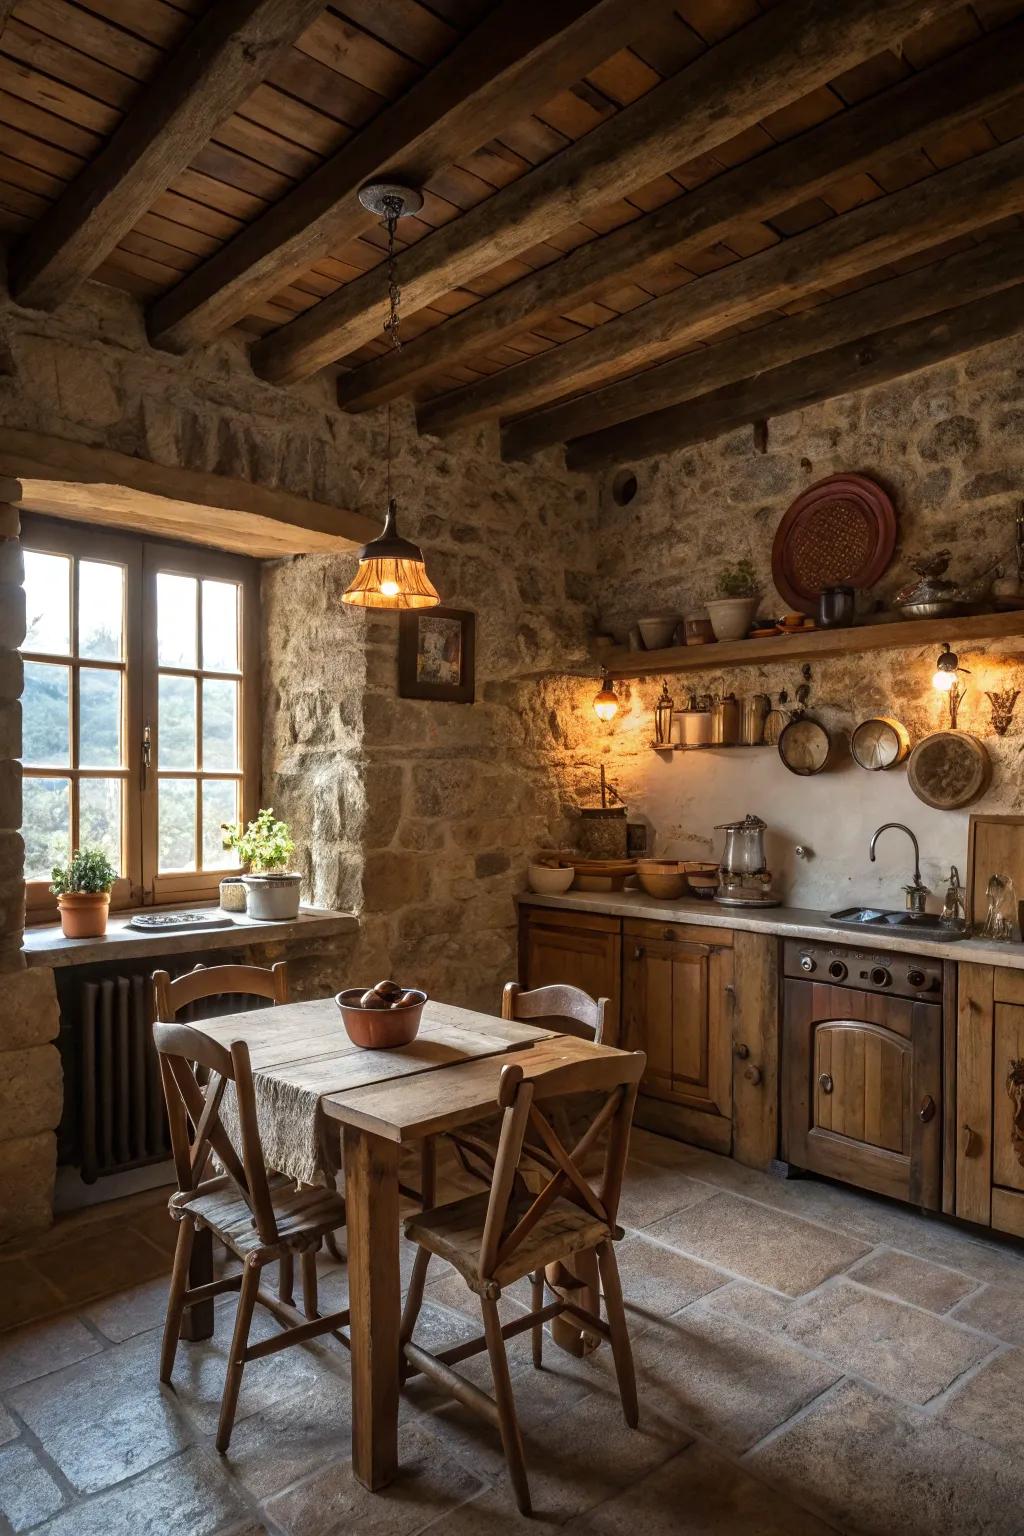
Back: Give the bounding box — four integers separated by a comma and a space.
0, 583, 25, 651
0, 653, 22, 706
0, 1044, 63, 1141
0, 761, 22, 834
1, 967, 59, 1050
0, 700, 19, 761
361, 851, 431, 914
0, 1132, 56, 1242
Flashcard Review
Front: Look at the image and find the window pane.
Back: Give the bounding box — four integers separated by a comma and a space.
201, 581, 238, 672
79, 668, 121, 767
157, 573, 197, 667
159, 778, 196, 872
23, 778, 70, 881
79, 562, 123, 660
22, 662, 70, 766
79, 778, 122, 874
202, 679, 237, 770
202, 780, 238, 870
158, 674, 195, 768
23, 551, 70, 655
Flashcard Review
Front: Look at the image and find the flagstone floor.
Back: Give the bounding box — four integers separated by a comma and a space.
2, 1129, 1024, 1535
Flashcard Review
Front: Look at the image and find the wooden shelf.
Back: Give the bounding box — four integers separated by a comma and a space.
604, 609, 1024, 678
650, 742, 770, 752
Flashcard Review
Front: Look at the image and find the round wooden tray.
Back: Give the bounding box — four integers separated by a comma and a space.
778, 716, 833, 775
907, 731, 990, 810
772, 474, 897, 612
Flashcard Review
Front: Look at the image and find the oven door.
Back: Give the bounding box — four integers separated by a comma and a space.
782, 979, 942, 1209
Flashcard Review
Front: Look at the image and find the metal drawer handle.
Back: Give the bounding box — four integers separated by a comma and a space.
818, 1072, 833, 1094
918, 1095, 936, 1125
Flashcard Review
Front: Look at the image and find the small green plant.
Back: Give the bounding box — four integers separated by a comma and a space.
50, 847, 118, 896
715, 558, 758, 599
221, 808, 294, 874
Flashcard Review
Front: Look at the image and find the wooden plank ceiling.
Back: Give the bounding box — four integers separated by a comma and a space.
2, 0, 1024, 465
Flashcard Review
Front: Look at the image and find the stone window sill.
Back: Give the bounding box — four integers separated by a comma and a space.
22, 905, 358, 969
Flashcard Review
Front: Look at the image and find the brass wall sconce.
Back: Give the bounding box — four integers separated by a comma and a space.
932, 642, 970, 728
592, 670, 619, 722
986, 688, 1020, 736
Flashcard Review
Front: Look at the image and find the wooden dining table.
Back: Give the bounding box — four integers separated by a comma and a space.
192, 995, 624, 1491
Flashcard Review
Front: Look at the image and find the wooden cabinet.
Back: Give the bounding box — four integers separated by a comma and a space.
956, 963, 1024, 1237
518, 906, 621, 1042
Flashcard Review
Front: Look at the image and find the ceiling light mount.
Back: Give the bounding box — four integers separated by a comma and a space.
357, 181, 424, 220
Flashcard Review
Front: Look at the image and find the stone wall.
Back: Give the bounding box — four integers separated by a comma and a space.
550, 332, 1024, 912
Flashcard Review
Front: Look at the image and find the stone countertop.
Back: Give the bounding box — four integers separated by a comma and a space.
518, 889, 1024, 970
22, 906, 358, 969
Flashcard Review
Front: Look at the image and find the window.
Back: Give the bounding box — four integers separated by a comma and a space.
20, 515, 259, 919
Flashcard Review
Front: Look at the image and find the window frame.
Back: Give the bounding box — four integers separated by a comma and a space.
20, 514, 260, 922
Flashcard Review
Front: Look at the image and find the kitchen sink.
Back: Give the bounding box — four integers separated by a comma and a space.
830, 907, 970, 942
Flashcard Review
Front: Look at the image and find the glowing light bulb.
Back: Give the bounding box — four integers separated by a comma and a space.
593, 672, 619, 722
378, 578, 400, 597
932, 668, 955, 692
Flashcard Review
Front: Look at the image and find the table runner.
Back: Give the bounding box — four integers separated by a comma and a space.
197, 997, 555, 1186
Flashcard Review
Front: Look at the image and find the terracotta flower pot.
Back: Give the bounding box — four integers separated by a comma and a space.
58, 891, 111, 939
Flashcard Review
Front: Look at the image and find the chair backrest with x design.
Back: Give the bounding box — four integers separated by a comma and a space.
153, 1021, 280, 1249
479, 1051, 645, 1283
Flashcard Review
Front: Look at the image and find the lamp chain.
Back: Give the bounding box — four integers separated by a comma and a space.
381, 193, 403, 354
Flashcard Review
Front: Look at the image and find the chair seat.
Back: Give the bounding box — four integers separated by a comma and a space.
171, 1174, 346, 1257
405, 1189, 610, 1293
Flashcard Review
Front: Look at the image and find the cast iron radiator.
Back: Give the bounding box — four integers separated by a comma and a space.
56, 961, 272, 1183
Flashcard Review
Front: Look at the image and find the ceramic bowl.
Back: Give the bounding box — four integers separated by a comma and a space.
335, 987, 427, 1049
636, 861, 689, 899
637, 615, 679, 650
527, 863, 575, 894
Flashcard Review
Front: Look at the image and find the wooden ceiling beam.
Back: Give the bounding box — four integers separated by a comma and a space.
8, 0, 326, 312
554, 280, 1024, 465
556, 229, 1024, 468
147, 0, 655, 353
430, 134, 1024, 444
251, 0, 959, 386
339, 22, 1024, 414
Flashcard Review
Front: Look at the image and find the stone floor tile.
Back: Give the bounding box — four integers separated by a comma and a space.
578, 1441, 838, 1535
614, 1234, 728, 1321
0, 1403, 18, 1444
950, 1283, 1024, 1344
0, 1259, 64, 1331
30, 1447, 249, 1536
0, 1440, 65, 1531
618, 1162, 717, 1231
169, 1305, 332, 1438
222, 1369, 353, 1500
130, 1201, 179, 1256
632, 1304, 841, 1451
941, 1345, 1024, 1454
846, 1247, 980, 1312
263, 1416, 483, 1536
0, 1313, 103, 1390
701, 1281, 797, 1331
84, 1276, 175, 1343
32, 1224, 172, 1309
750, 1379, 1024, 1536
646, 1192, 870, 1296
777, 1280, 992, 1404
7, 1326, 194, 1494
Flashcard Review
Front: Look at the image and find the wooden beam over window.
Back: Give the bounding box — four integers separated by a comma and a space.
0, 430, 376, 558
560, 278, 1024, 466
426, 136, 1024, 445
8, 0, 326, 312
250, 0, 958, 387
338, 23, 1024, 414
146, 0, 656, 354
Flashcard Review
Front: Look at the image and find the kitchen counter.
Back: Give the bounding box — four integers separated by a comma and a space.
518, 889, 1024, 970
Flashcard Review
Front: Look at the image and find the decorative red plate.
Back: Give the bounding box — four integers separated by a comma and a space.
771, 474, 897, 612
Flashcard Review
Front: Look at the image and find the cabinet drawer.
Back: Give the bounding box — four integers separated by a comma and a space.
625, 917, 732, 949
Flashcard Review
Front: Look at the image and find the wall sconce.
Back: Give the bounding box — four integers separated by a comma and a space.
655, 680, 674, 746
986, 688, 1020, 736
593, 670, 619, 722
932, 642, 969, 728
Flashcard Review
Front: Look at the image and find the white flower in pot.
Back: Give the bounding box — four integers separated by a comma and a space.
222, 809, 301, 921
704, 559, 760, 642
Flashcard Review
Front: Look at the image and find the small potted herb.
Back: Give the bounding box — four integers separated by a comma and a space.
704, 559, 761, 642
50, 848, 118, 938
221, 809, 300, 921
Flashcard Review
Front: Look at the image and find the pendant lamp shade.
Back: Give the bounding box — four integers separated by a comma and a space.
342, 499, 440, 610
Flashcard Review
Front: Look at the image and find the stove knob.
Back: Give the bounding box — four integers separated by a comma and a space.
828, 960, 848, 982
907, 967, 927, 990
799, 954, 816, 973
870, 966, 892, 988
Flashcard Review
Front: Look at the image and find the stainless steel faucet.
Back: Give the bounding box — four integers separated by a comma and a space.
869, 822, 929, 913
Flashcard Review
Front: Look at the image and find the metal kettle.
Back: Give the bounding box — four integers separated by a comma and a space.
715, 813, 768, 875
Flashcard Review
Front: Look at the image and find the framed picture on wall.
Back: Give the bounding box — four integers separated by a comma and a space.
398, 606, 476, 704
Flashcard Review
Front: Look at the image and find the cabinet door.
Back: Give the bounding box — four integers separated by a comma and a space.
623, 926, 733, 1151
955, 963, 993, 1226
518, 907, 621, 1041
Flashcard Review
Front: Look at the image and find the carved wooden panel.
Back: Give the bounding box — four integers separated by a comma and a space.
993, 1004, 1024, 1195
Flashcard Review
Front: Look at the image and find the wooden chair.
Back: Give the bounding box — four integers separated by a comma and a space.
400, 1048, 646, 1516
154, 1017, 350, 1453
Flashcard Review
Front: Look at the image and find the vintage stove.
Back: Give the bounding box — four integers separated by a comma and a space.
714, 813, 782, 907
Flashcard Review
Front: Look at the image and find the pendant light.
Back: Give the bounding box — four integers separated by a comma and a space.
342, 182, 440, 611
593, 670, 619, 722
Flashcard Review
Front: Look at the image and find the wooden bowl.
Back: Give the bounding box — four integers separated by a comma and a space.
335, 988, 427, 1049
636, 860, 689, 899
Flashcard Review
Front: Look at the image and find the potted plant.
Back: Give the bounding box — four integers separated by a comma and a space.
222, 809, 300, 921
50, 848, 118, 939
705, 559, 761, 642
